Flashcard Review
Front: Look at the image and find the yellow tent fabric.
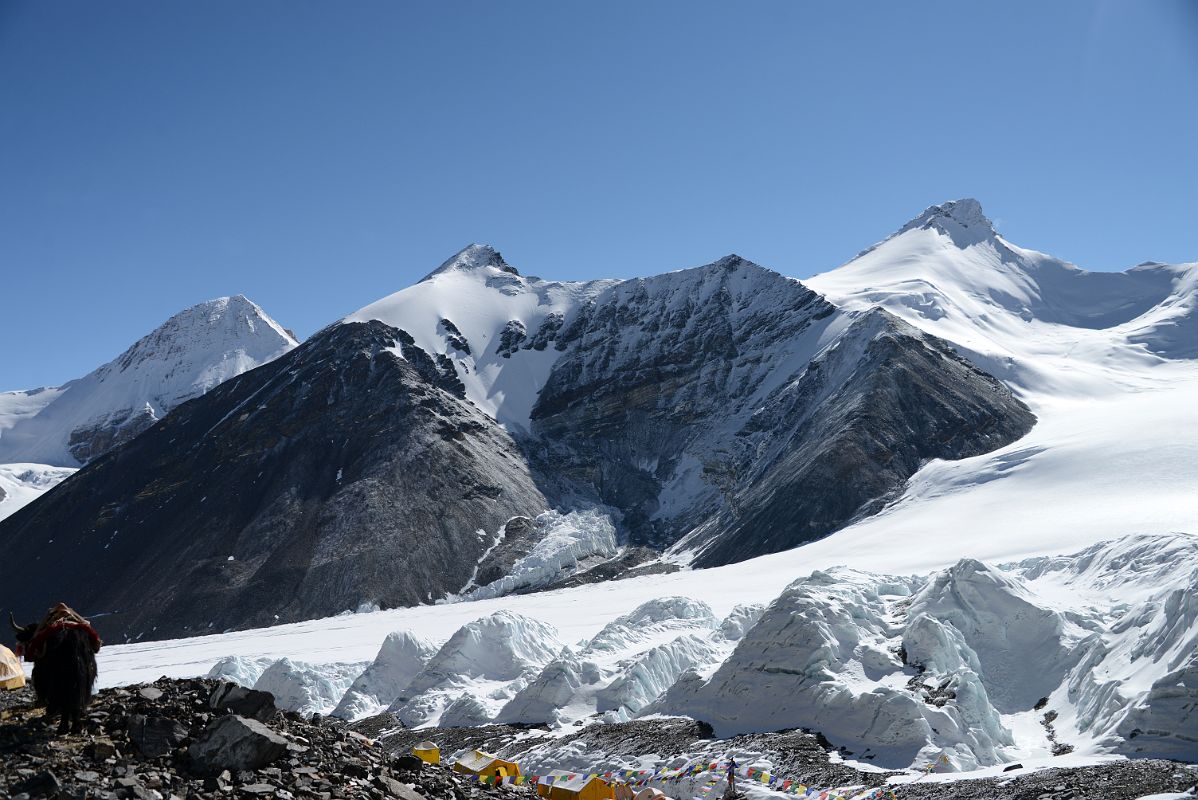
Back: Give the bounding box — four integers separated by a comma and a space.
452, 749, 521, 778
413, 741, 441, 765
0, 644, 25, 690
537, 771, 615, 800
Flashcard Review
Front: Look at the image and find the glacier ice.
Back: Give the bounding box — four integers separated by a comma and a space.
467, 510, 619, 600
332, 630, 438, 720
389, 610, 563, 727
252, 657, 368, 717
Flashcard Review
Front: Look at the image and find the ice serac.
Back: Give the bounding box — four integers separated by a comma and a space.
390, 611, 563, 727
465, 510, 619, 600
0, 295, 298, 468
595, 633, 723, 718
252, 657, 368, 717
0, 319, 549, 640
654, 568, 1016, 770
906, 558, 1081, 713
332, 630, 438, 720
1015, 533, 1198, 760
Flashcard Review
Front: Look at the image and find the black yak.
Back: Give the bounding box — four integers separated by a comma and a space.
10, 603, 101, 734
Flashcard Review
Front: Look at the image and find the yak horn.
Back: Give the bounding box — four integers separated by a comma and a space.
9, 611, 20, 633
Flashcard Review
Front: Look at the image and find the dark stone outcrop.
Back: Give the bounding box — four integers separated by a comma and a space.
128, 714, 189, 758
67, 406, 160, 464
688, 313, 1036, 566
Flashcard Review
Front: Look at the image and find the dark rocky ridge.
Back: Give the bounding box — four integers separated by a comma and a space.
0, 321, 547, 641
67, 406, 160, 465
688, 312, 1035, 566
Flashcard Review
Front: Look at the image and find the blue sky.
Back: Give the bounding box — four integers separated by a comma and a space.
2, 1, 1196, 390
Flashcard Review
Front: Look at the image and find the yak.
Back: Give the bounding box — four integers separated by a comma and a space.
10, 603, 101, 735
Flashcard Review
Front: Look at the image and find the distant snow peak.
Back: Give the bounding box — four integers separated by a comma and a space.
0, 293, 297, 467
421, 243, 517, 282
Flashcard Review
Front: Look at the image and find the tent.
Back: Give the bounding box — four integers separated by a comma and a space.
452, 749, 521, 779
634, 789, 666, 800
412, 741, 441, 765
613, 781, 634, 800
536, 771, 614, 800
1, 644, 25, 690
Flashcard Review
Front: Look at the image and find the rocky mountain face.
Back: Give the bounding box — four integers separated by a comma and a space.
528, 257, 1033, 561
0, 320, 547, 639
0, 219, 1038, 640
0, 295, 298, 468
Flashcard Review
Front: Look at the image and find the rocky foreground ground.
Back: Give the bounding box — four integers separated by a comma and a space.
0, 678, 538, 800
1, 679, 1195, 800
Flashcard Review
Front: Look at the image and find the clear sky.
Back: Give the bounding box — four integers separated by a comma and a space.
2, 1, 1196, 390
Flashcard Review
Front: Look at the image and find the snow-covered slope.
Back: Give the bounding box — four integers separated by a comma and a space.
0, 463, 76, 520
0, 295, 297, 467
802, 199, 1198, 559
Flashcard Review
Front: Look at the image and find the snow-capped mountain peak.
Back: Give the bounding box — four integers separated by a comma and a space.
859, 197, 1000, 259
904, 197, 994, 236
420, 243, 518, 282
348, 247, 618, 432
0, 295, 297, 468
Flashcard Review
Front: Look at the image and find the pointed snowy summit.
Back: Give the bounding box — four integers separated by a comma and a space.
421, 243, 518, 282
897, 198, 998, 247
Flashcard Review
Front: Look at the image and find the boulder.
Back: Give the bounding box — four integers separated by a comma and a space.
127, 714, 189, 758
188, 714, 289, 773
392, 755, 424, 773
208, 680, 278, 722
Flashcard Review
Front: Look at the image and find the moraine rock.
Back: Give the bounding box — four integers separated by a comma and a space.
128, 714, 190, 759
188, 714, 290, 773
209, 681, 278, 723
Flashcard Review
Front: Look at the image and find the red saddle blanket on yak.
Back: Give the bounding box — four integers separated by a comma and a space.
16, 602, 102, 661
